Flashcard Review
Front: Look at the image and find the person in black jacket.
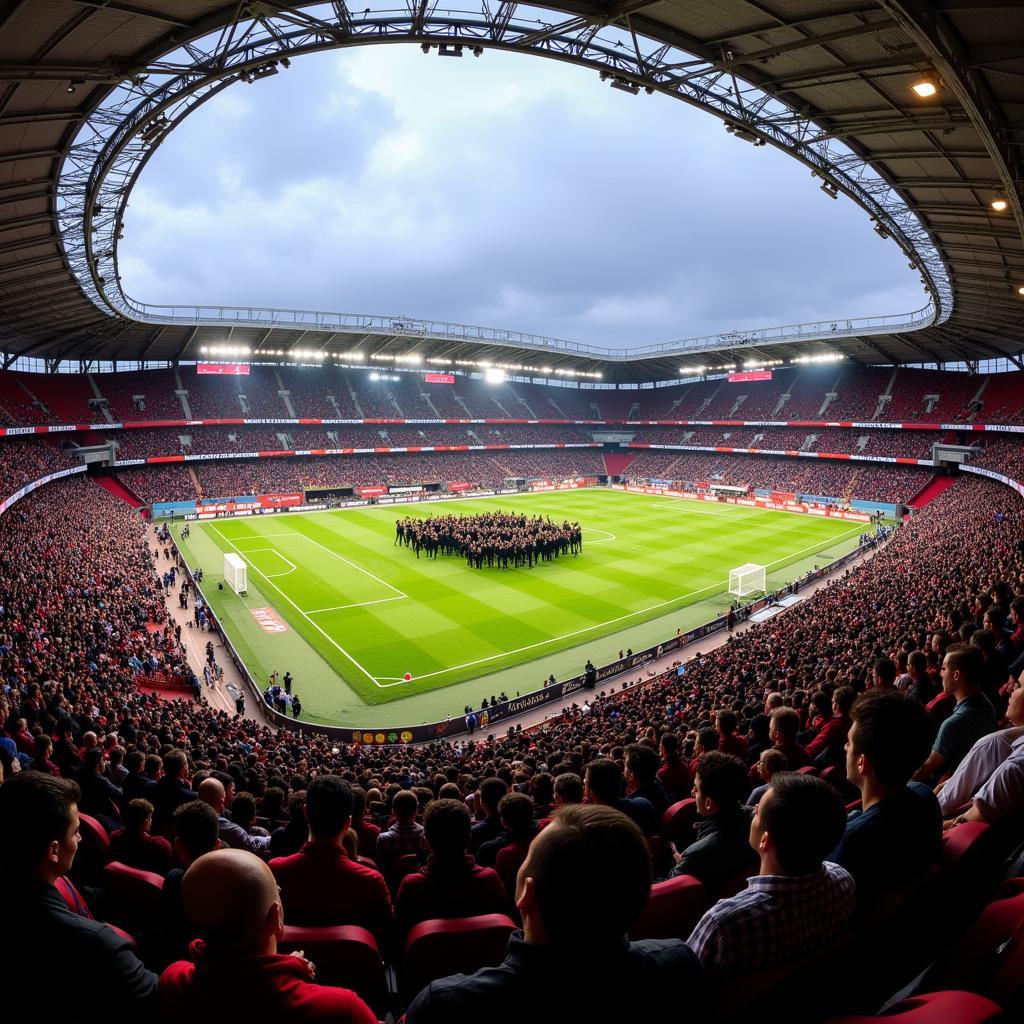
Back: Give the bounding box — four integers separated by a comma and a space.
405, 803, 707, 1024
668, 751, 758, 898
0, 771, 157, 1011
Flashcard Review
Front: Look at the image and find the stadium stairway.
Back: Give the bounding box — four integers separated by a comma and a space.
95, 474, 145, 509
908, 474, 958, 510
603, 451, 637, 477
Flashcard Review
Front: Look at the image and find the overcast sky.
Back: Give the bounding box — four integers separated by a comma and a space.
119, 45, 925, 350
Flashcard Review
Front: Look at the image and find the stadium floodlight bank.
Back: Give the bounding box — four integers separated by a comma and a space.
729, 563, 766, 598
224, 553, 248, 596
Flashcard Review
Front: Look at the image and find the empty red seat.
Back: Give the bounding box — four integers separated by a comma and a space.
102, 860, 165, 927
629, 874, 707, 941
279, 923, 387, 1014
402, 914, 516, 1001
825, 991, 1003, 1024
660, 798, 698, 847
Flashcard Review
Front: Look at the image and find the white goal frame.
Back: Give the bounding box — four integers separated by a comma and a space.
728, 562, 766, 598
224, 553, 248, 596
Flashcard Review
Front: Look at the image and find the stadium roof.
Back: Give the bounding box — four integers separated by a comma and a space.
0, 1, 1021, 382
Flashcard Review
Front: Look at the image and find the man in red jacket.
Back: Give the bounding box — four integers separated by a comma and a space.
269, 774, 392, 938
159, 848, 375, 1024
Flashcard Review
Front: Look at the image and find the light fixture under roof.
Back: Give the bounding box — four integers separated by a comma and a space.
911, 73, 939, 98
991, 198, 1009, 212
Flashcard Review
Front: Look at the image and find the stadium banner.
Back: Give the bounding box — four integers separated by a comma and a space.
447, 481, 474, 491
197, 362, 250, 375
6, 417, 1024, 440
424, 372, 455, 384
357, 486, 388, 497
0, 465, 86, 517
961, 463, 1024, 499
728, 370, 773, 382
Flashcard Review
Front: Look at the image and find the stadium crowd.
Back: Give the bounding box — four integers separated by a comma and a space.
0, 467, 1022, 1019
2, 363, 1021, 427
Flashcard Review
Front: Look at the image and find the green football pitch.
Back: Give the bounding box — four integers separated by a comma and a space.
175, 489, 865, 726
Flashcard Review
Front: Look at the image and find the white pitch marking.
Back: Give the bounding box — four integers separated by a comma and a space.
242, 547, 297, 578
209, 524, 383, 687
647, 502, 750, 518
305, 595, 406, 614
585, 528, 617, 543
275, 528, 406, 599
373, 522, 867, 685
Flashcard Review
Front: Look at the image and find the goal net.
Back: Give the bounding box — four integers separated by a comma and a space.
728, 562, 766, 598
224, 553, 248, 596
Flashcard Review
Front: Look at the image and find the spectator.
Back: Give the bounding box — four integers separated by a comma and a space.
270, 775, 392, 934
585, 757, 656, 835
396, 799, 507, 934
376, 789, 425, 875
350, 786, 380, 859
717, 711, 748, 761
937, 670, 1024, 827
830, 692, 941, 905
198, 778, 270, 854
746, 749, 788, 806
625, 743, 669, 817
159, 849, 376, 1023
805, 687, 856, 767
270, 790, 308, 858
657, 733, 692, 802
0, 772, 157, 1010
769, 707, 811, 769
109, 798, 173, 875
668, 752, 757, 896
404, 804, 707, 1023
913, 645, 997, 784
687, 773, 855, 981
151, 750, 197, 834
470, 777, 508, 853
487, 793, 539, 892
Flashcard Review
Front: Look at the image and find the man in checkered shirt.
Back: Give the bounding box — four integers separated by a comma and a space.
687, 772, 855, 980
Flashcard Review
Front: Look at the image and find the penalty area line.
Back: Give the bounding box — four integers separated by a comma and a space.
209, 524, 385, 689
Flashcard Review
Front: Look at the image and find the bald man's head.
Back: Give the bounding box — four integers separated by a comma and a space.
197, 777, 226, 814
182, 849, 282, 955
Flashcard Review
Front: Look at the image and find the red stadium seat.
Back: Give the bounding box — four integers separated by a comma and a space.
629, 874, 707, 941
797, 765, 819, 776
922, 880, 1024, 1001
940, 821, 996, 880
102, 860, 165, 927
72, 812, 111, 881
279, 924, 388, 1014
105, 923, 138, 948
402, 914, 516, 1001
660, 798, 698, 847
824, 991, 1003, 1024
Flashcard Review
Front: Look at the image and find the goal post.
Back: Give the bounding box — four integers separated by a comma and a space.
224, 553, 248, 596
728, 562, 766, 598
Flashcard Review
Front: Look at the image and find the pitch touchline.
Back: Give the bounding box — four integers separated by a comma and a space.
209, 524, 383, 687
374, 522, 867, 685
272, 527, 406, 598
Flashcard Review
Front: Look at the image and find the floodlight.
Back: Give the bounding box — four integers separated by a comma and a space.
1018, 285, 1024, 297
484, 367, 506, 384
911, 74, 938, 98
991, 198, 1009, 212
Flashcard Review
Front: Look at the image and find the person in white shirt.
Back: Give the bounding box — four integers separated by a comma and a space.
936, 670, 1024, 828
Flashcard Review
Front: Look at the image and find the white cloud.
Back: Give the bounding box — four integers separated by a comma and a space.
118, 44, 925, 347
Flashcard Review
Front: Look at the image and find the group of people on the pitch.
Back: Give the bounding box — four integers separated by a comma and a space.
394, 510, 583, 569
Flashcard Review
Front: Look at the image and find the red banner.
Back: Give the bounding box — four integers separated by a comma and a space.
771, 491, 796, 503
258, 492, 303, 508
424, 373, 455, 384
727, 370, 773, 382
357, 486, 388, 497
197, 362, 250, 375
447, 481, 474, 491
